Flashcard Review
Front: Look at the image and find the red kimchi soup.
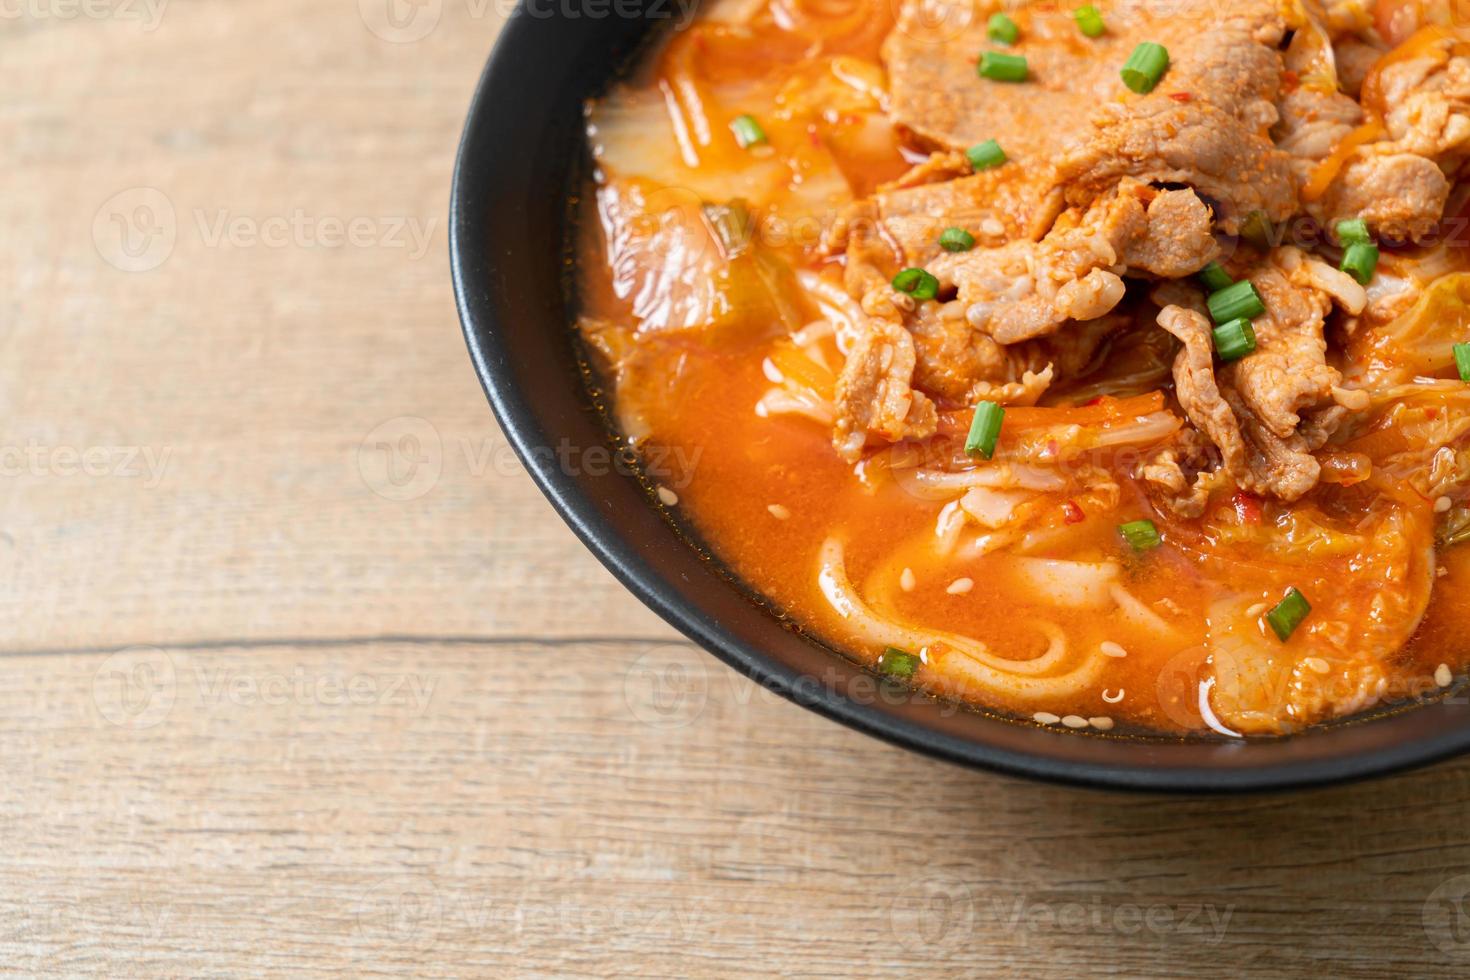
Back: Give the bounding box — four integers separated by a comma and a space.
575, 0, 1470, 735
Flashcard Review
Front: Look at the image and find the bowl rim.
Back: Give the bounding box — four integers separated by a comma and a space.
448, 10, 1470, 793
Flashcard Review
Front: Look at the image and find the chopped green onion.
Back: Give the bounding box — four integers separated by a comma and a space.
892, 267, 939, 301
979, 51, 1029, 82
1212, 318, 1258, 362
878, 646, 920, 679
1198, 261, 1233, 293
1240, 209, 1274, 249
1336, 218, 1371, 245
965, 401, 1005, 459
987, 12, 1019, 45
1119, 519, 1161, 552
1207, 280, 1266, 324
729, 114, 766, 149
1454, 342, 1470, 382
966, 139, 1008, 171
1341, 241, 1379, 284
1074, 5, 1105, 37
939, 227, 976, 252
1120, 42, 1169, 94
1265, 588, 1311, 642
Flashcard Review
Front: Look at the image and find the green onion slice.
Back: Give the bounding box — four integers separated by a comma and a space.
979, 51, 1029, 82
1212, 318, 1258, 362
1198, 261, 1233, 293
1074, 5, 1105, 37
1454, 342, 1470, 382
939, 227, 976, 252
1121, 42, 1169, 93
729, 114, 766, 148
878, 646, 920, 679
892, 267, 939, 301
966, 139, 1008, 171
987, 12, 1019, 45
1119, 519, 1161, 552
965, 401, 1005, 459
1341, 241, 1379, 285
1265, 588, 1311, 641
1207, 280, 1266, 324
1336, 218, 1371, 245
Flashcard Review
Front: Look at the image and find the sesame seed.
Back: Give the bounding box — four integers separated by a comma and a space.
1100, 641, 1128, 658
900, 568, 916, 592
1439, 566, 1450, 578
1033, 711, 1061, 725
1062, 714, 1090, 729
1245, 602, 1269, 619
1088, 716, 1114, 731
1435, 495, 1452, 513
1304, 657, 1331, 675
656, 486, 679, 506
1436, 663, 1453, 688
981, 217, 1005, 237
946, 577, 974, 595
767, 503, 791, 520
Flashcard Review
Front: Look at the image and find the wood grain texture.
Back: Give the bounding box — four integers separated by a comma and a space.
6, 2, 1470, 976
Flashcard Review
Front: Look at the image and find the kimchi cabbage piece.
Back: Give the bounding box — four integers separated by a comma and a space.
575, 0, 1470, 736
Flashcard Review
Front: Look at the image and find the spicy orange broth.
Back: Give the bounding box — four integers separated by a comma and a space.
574, 4, 1470, 735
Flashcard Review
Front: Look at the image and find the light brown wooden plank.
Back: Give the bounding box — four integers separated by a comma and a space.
0, 2, 672, 649
2, 640, 1470, 976
8, 1, 1470, 975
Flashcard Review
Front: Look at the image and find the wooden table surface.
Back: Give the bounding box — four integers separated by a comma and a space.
7, 2, 1470, 976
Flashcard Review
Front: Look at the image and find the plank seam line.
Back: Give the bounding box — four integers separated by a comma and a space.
0, 634, 687, 659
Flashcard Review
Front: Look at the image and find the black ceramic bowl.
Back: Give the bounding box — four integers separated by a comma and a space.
450, 4, 1470, 791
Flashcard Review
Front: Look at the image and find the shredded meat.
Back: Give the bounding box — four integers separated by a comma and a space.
1297, 35, 1469, 240
1368, 41, 1470, 171
927, 180, 1215, 346
1140, 429, 1225, 519
832, 308, 938, 460
1119, 189, 1220, 278
1224, 254, 1342, 441
827, 162, 1064, 277
617, 2, 1467, 501
1053, 3, 1297, 230
1316, 154, 1452, 242
1159, 305, 1321, 501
